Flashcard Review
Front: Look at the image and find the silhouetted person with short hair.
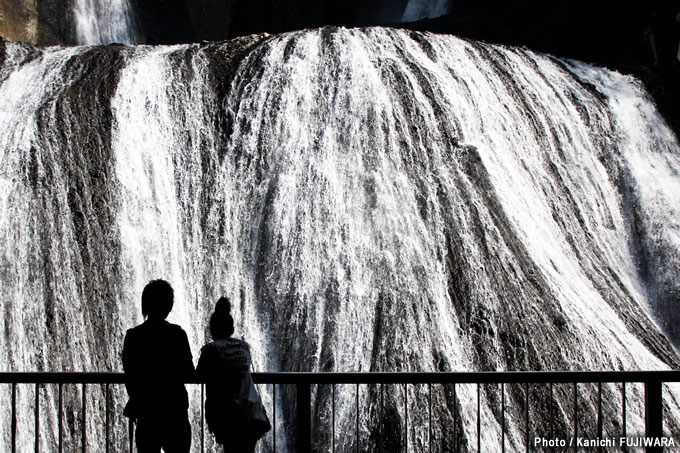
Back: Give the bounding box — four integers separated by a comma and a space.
123, 279, 194, 453
197, 297, 269, 452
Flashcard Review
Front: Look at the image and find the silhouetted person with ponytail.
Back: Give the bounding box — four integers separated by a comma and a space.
122, 279, 194, 453
197, 297, 270, 452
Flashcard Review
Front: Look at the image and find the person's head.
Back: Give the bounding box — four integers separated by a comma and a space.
141, 279, 174, 320
210, 296, 234, 340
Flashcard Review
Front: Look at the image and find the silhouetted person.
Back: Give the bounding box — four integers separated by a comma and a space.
123, 279, 194, 453
196, 297, 269, 453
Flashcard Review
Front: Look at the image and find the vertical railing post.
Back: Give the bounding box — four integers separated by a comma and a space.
105, 384, 110, 453
597, 382, 603, 440
12, 383, 17, 453
549, 383, 554, 440
201, 384, 205, 453
622, 382, 627, 436
380, 384, 384, 453
82, 383, 87, 453
573, 383, 578, 453
477, 384, 481, 453
296, 382, 311, 453
645, 379, 663, 453
428, 383, 432, 453
405, 384, 409, 453
453, 384, 457, 453
356, 384, 359, 453
35, 383, 40, 453
273, 384, 277, 453
524, 383, 529, 453
59, 383, 63, 453
501, 383, 505, 453
129, 419, 134, 453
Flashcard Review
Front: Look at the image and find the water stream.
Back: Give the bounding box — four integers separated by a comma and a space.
73, 0, 138, 44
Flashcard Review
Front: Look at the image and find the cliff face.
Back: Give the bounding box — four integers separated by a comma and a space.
0, 0, 73, 45
0, 0, 38, 43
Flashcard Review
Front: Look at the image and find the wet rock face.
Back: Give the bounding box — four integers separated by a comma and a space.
0, 42, 129, 370
36, 0, 73, 44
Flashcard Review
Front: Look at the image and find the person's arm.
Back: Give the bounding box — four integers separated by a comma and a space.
196, 346, 210, 381
122, 331, 134, 386
178, 329, 195, 381
121, 330, 139, 417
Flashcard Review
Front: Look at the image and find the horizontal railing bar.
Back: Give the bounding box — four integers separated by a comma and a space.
252, 371, 680, 384
0, 370, 678, 385
0, 373, 125, 384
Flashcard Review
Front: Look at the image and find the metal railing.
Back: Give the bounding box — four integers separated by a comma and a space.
1, 371, 679, 452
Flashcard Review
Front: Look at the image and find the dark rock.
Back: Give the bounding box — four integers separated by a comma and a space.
36, 0, 75, 44
131, 0, 196, 44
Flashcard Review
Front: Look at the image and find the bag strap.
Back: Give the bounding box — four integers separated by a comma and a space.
250, 360, 262, 391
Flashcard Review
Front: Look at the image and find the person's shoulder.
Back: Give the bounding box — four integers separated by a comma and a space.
207, 337, 250, 351
122, 323, 149, 351
226, 337, 250, 349
164, 322, 190, 339
165, 321, 186, 332
200, 340, 218, 352
132, 320, 188, 338
126, 321, 145, 332
124, 323, 144, 338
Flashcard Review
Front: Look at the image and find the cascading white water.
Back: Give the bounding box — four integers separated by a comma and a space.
110, 43, 274, 450
1, 27, 679, 451
402, 0, 452, 22
73, 0, 138, 44
0, 43, 124, 450
221, 27, 680, 449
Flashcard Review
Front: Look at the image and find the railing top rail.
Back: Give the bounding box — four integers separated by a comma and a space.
253, 370, 680, 384
0, 370, 679, 385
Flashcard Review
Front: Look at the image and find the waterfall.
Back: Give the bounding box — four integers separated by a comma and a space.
73, 0, 138, 45
402, 0, 452, 22
1, 27, 680, 450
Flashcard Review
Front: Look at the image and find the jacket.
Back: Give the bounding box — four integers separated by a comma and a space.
122, 319, 195, 418
196, 338, 254, 441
